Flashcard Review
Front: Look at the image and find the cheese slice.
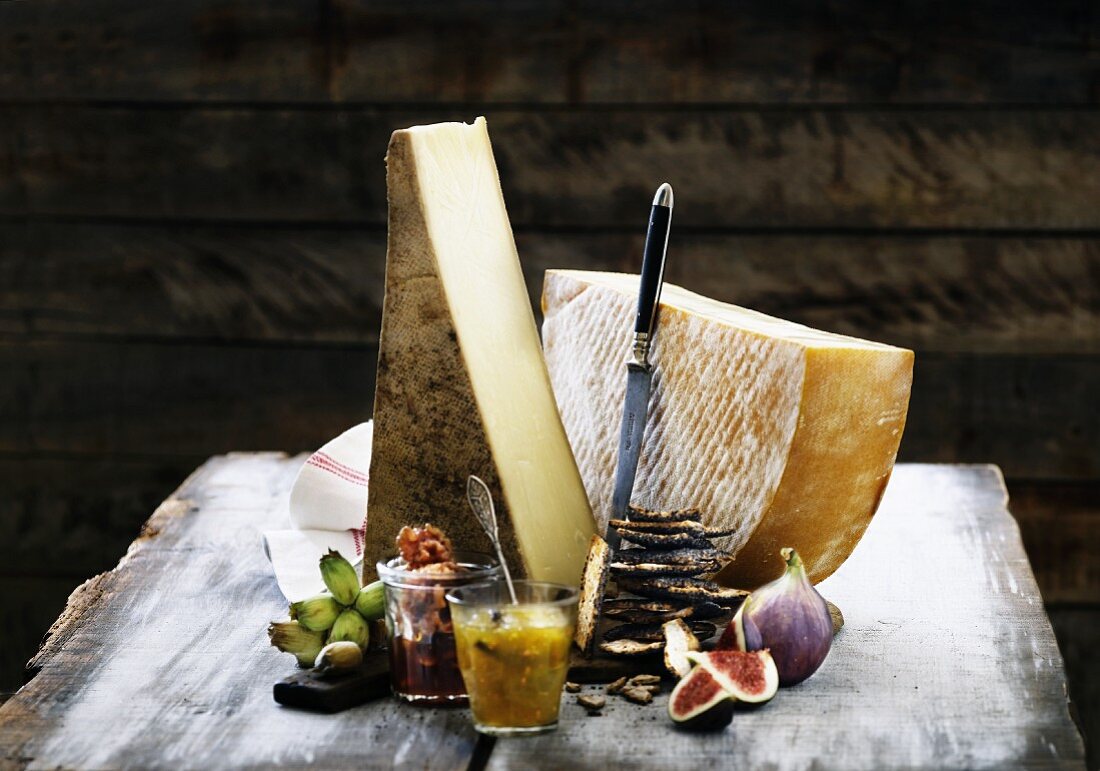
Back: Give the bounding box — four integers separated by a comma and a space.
365, 118, 596, 585
541, 270, 913, 588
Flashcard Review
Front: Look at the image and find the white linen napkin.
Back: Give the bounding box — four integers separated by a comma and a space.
262, 421, 373, 601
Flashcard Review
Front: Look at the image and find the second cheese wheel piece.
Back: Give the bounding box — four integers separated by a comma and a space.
541, 270, 913, 588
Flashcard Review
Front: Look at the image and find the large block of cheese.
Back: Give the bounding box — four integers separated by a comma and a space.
365, 119, 595, 585
541, 270, 913, 588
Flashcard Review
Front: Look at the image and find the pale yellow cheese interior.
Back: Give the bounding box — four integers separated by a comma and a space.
541, 270, 913, 588
365, 119, 595, 586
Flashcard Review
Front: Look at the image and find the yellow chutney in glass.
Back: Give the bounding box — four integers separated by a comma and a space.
447, 581, 577, 736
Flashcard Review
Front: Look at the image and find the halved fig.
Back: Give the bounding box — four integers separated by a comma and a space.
626, 505, 703, 523
685, 650, 779, 704
668, 666, 735, 731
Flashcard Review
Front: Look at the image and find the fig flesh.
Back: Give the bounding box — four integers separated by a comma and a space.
668, 666, 735, 731
685, 650, 778, 704
718, 547, 832, 686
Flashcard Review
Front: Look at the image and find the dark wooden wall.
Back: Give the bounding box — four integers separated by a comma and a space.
1, 0, 1097, 754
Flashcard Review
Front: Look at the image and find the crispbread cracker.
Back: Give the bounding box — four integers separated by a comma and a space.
574, 534, 611, 657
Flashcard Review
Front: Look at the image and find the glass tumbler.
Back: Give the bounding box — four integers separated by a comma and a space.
377, 551, 499, 705
447, 580, 578, 735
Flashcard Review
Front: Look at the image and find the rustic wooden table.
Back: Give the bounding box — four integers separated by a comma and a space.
0, 456, 1085, 770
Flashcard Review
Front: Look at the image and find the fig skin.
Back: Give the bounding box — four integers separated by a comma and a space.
722, 547, 832, 686
667, 666, 735, 732
671, 699, 735, 732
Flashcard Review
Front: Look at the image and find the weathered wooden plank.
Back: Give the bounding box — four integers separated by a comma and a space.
0, 577, 78, 696
0, 454, 480, 769
1047, 607, 1100, 771
3, 457, 1092, 636
899, 354, 1100, 480
0, 460, 1085, 768
0, 466, 1092, 764
0, 339, 376, 459
529, 233, 1100, 355
1010, 481, 1100, 605
0, 222, 386, 344
0, 341, 1091, 480
0, 455, 199, 578
2, 0, 1099, 104
4, 223, 1099, 354
0, 472, 1092, 633
488, 465, 1086, 770
5, 108, 1100, 228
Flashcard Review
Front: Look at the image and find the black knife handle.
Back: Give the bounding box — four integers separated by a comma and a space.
634, 203, 672, 337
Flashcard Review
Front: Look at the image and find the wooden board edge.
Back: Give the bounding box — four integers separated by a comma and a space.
23, 497, 193, 679
21, 453, 298, 679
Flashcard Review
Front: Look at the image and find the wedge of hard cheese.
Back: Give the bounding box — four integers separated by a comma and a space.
365, 118, 596, 585
541, 270, 913, 588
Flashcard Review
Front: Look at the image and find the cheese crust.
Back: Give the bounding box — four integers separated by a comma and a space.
542, 270, 913, 588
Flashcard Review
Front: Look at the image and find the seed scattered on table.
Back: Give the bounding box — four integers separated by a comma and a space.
606, 676, 629, 694
620, 686, 654, 705
564, 681, 581, 693
577, 694, 606, 713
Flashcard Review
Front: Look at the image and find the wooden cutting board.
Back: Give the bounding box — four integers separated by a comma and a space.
273, 647, 667, 713
273, 651, 391, 713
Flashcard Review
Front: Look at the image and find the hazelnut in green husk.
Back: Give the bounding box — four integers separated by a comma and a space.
328, 608, 371, 649
268, 621, 326, 667
355, 580, 385, 621
290, 593, 342, 631
314, 641, 364, 676
319, 549, 360, 605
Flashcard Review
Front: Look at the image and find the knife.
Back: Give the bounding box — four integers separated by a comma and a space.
605, 182, 674, 552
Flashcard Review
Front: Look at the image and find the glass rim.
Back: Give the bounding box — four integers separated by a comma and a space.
445, 579, 579, 608
376, 550, 499, 589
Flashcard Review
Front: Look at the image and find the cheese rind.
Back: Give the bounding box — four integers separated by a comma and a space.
365, 119, 596, 585
541, 270, 913, 588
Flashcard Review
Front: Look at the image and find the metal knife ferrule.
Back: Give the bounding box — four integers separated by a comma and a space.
630, 332, 652, 369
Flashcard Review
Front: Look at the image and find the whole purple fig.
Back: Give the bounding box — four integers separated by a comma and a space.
719, 547, 832, 686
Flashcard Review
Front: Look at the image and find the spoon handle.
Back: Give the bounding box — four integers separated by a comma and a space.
466, 475, 518, 604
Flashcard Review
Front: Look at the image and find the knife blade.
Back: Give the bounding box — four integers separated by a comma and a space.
605, 183, 674, 553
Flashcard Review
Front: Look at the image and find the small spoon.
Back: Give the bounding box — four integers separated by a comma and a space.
466, 475, 518, 604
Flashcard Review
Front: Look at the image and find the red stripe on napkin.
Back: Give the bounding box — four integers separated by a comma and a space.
307, 452, 368, 487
